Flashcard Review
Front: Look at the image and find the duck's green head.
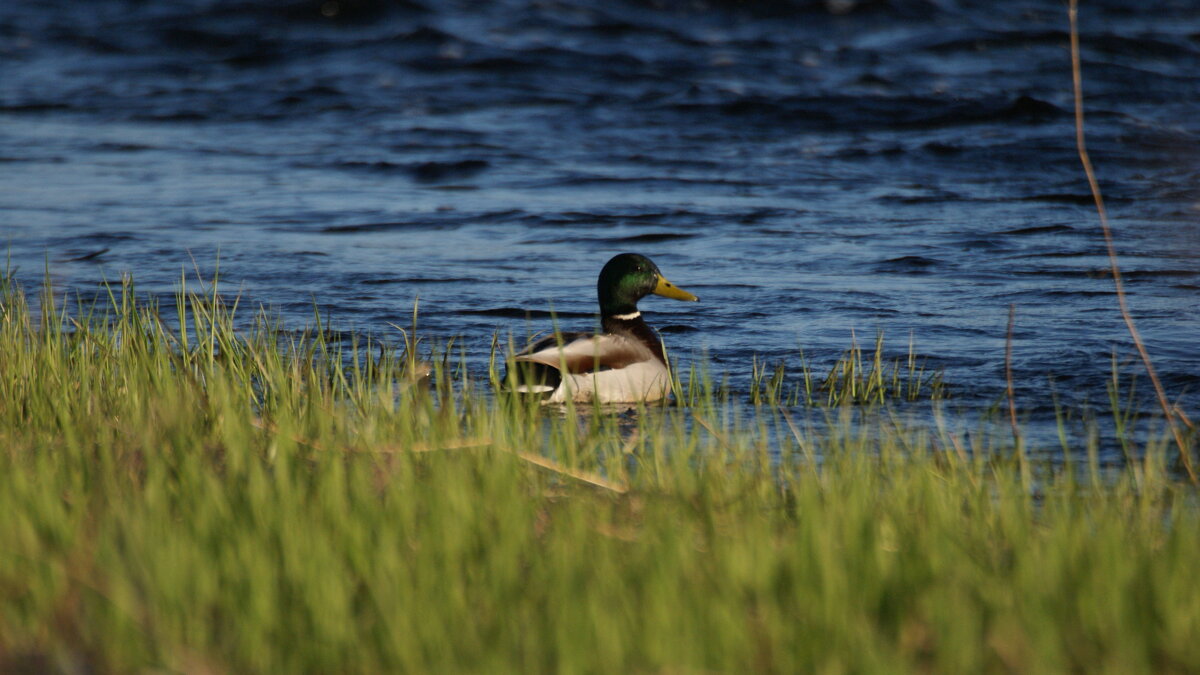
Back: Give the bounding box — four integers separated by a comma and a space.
597, 253, 698, 316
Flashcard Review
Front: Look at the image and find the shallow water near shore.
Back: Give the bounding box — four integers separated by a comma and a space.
2, 0, 1198, 461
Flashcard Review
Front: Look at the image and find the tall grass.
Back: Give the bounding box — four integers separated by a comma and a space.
1, 276, 1198, 673
745, 332, 945, 407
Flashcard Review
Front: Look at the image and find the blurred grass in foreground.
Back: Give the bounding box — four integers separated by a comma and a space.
1, 275, 1198, 674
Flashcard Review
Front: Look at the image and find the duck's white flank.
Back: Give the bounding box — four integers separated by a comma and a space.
515, 333, 671, 403
549, 360, 672, 403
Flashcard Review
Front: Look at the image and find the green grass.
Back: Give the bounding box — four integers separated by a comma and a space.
2, 274, 1199, 674
745, 331, 945, 407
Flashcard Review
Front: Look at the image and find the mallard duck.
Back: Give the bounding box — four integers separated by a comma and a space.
507, 253, 698, 403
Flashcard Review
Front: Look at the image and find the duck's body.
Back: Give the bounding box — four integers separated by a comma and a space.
508, 253, 698, 404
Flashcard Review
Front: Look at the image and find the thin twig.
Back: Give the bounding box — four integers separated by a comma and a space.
512, 450, 629, 494
1069, 0, 1197, 484
249, 418, 625, 492
390, 438, 493, 453
1005, 304, 1029, 487
1005, 304, 1021, 448
251, 417, 488, 454
932, 403, 969, 466
692, 412, 732, 451
250, 417, 328, 451
1176, 407, 1195, 431
620, 429, 641, 455
778, 404, 816, 466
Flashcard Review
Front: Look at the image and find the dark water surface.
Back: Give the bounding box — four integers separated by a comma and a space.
2, 0, 1199, 456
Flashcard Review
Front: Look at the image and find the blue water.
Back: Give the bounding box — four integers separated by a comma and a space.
2, 0, 1198, 458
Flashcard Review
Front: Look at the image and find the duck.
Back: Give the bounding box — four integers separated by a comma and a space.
506, 253, 699, 403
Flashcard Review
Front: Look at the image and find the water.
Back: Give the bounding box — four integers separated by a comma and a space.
2, 0, 1198, 457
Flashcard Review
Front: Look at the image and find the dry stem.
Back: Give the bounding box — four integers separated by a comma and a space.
1068, 0, 1196, 483
1005, 304, 1020, 446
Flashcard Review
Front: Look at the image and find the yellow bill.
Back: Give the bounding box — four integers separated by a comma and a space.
653, 275, 699, 302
